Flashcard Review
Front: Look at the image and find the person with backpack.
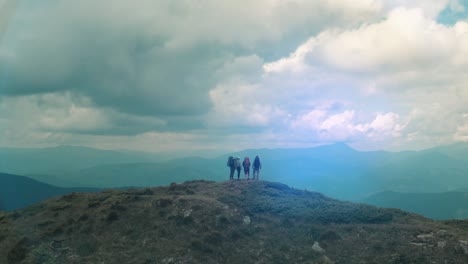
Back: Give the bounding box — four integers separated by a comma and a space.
227, 156, 235, 180
234, 157, 242, 179
253, 155, 261, 180
242, 157, 251, 179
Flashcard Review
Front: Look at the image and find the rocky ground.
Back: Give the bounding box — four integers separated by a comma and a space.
1, 180, 467, 263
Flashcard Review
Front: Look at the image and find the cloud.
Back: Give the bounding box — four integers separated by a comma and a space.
449, 0, 465, 12
0, 93, 168, 138
265, 8, 468, 77
207, 82, 288, 130
383, 0, 451, 18
1, 0, 467, 151
455, 114, 468, 141
290, 110, 404, 141
0, 0, 386, 124
209, 5, 468, 149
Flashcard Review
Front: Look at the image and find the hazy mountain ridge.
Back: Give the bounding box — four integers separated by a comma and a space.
2, 143, 468, 219
0, 146, 161, 176
1, 180, 468, 263
0, 173, 99, 211
363, 190, 468, 220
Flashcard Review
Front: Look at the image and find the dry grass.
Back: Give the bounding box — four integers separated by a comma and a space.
1, 180, 467, 263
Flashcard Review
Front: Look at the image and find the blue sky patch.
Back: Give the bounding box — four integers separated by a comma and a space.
438, 0, 468, 24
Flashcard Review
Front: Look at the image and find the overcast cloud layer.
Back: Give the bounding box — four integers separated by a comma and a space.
0, 0, 467, 152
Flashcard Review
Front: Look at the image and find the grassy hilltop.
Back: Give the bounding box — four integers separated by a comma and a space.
1, 180, 468, 263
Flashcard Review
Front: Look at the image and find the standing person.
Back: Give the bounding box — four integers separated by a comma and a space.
227, 156, 235, 180
235, 157, 242, 179
242, 157, 251, 179
253, 156, 262, 180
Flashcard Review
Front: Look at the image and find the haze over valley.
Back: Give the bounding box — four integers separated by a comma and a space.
2, 143, 468, 220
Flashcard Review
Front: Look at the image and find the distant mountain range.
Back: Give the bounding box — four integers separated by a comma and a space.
0, 173, 99, 211
1, 143, 468, 219
363, 190, 468, 220
0, 146, 163, 176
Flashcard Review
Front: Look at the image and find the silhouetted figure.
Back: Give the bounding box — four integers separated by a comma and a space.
242, 157, 251, 179
253, 156, 261, 180
235, 157, 242, 179
227, 156, 235, 180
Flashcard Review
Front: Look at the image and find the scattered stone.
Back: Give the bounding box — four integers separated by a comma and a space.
437, 230, 447, 235
161, 257, 175, 263
312, 241, 325, 253
321, 255, 335, 264
459, 240, 468, 255
243, 216, 251, 225
183, 209, 192, 218
417, 233, 434, 240
437, 241, 446, 249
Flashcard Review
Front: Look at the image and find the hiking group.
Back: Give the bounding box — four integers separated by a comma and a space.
227, 155, 262, 180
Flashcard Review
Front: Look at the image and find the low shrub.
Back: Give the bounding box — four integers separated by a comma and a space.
319, 230, 341, 242
77, 238, 98, 257
111, 204, 127, 211
7, 237, 30, 263
191, 240, 213, 253
204, 232, 224, 245
156, 198, 172, 208
106, 211, 119, 222
79, 214, 89, 221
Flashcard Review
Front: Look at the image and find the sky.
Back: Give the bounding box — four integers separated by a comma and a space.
0, 0, 467, 153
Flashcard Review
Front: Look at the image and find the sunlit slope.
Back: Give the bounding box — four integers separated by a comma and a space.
1, 181, 468, 263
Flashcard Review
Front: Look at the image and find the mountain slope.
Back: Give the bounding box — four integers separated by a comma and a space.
0, 173, 99, 211
1, 180, 468, 263
363, 191, 468, 220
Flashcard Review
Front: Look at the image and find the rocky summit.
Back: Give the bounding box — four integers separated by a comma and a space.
1, 180, 468, 263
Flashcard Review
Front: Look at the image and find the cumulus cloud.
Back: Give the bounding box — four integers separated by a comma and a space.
383, 0, 451, 18
265, 8, 468, 77
290, 110, 404, 141
0, 93, 169, 139
0, 0, 386, 135
1, 0, 467, 151
209, 5, 468, 150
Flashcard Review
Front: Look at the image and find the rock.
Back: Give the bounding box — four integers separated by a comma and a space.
437, 230, 447, 235
243, 216, 251, 225
459, 240, 468, 255
161, 257, 175, 264
321, 255, 335, 264
183, 209, 192, 218
437, 241, 446, 249
417, 233, 434, 240
312, 241, 325, 253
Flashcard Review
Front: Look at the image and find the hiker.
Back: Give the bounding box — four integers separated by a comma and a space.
242, 157, 251, 179
235, 157, 242, 179
252, 155, 261, 180
227, 156, 235, 180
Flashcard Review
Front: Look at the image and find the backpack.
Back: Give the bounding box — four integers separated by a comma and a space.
227, 156, 234, 167
234, 157, 241, 168
253, 156, 260, 168
243, 157, 250, 167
